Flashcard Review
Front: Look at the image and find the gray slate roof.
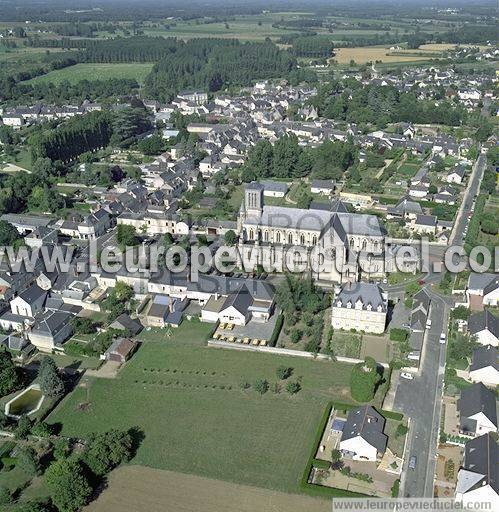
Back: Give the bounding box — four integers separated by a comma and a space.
341, 406, 388, 453
335, 282, 387, 312
458, 383, 497, 433
470, 345, 498, 373
469, 310, 498, 339
462, 433, 498, 494
468, 273, 498, 295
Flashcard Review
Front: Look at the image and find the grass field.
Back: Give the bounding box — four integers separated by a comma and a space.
48, 320, 364, 494
24, 63, 154, 85
85, 465, 329, 512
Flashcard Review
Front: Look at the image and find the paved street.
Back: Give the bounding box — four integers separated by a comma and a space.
449, 153, 486, 247
394, 291, 450, 498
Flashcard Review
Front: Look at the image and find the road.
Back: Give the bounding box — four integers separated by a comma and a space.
449, 153, 486, 247
395, 290, 450, 498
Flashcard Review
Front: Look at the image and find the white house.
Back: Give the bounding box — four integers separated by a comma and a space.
458, 383, 498, 437
331, 283, 388, 334
455, 434, 499, 510
469, 346, 499, 387
467, 273, 499, 311
446, 165, 466, 184
261, 181, 288, 198
339, 406, 388, 462
10, 284, 46, 318
311, 180, 335, 195
468, 310, 498, 347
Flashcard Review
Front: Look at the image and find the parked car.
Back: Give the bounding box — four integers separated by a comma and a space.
426, 318, 432, 329
401, 372, 414, 380
408, 455, 417, 470
439, 333, 446, 344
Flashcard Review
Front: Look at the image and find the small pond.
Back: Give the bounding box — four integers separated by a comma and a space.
5, 386, 44, 417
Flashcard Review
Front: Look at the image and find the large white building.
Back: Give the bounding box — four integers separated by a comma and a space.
236, 183, 387, 282
331, 282, 388, 334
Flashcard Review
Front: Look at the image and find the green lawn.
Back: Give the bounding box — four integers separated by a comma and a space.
330, 332, 362, 359
47, 320, 361, 494
24, 63, 154, 85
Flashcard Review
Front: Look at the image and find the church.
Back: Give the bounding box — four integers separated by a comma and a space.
236, 182, 388, 283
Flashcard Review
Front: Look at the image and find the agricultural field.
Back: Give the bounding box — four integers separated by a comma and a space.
85, 465, 329, 512
47, 320, 373, 495
332, 46, 442, 65
23, 63, 154, 85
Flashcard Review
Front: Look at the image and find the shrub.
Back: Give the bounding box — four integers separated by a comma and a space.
253, 379, 269, 395
276, 366, 293, 380
389, 328, 409, 342
286, 381, 301, 394
15, 415, 32, 439
290, 329, 303, 344
0, 486, 12, 505
396, 424, 409, 437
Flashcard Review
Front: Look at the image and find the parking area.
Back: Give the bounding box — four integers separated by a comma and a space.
212, 314, 278, 346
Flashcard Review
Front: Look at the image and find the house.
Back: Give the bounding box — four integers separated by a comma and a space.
468, 310, 498, 347
141, 295, 187, 328
0, 334, 34, 361
446, 165, 466, 184
386, 197, 422, 220
104, 338, 137, 363
331, 283, 388, 334
27, 310, 74, 351
311, 180, 335, 195
467, 273, 499, 311
469, 345, 499, 387
10, 284, 46, 318
455, 434, 499, 509
109, 313, 143, 336
457, 383, 498, 437
411, 214, 437, 235
408, 184, 429, 198
339, 406, 388, 462
201, 282, 275, 326
261, 181, 288, 198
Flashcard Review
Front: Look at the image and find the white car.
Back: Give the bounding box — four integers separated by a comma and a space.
400, 372, 414, 380
439, 333, 446, 344
426, 319, 432, 329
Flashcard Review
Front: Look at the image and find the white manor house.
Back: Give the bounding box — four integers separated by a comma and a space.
236, 182, 408, 283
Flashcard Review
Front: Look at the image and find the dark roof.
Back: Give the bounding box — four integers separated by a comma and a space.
246, 182, 264, 191
468, 273, 498, 294
469, 310, 499, 339
463, 433, 498, 494
311, 179, 335, 190
335, 282, 387, 312
470, 345, 498, 373
221, 285, 253, 315
310, 199, 348, 213
106, 338, 137, 359
458, 383, 497, 429
415, 214, 437, 227
31, 310, 73, 339
17, 284, 46, 305
341, 406, 388, 453
110, 313, 143, 336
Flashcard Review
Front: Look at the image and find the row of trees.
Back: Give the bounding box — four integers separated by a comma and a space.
28, 106, 151, 163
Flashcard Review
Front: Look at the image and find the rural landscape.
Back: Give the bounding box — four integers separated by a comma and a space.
0, 0, 497, 511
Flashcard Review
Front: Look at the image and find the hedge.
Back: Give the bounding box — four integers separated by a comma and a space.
268, 312, 284, 347
299, 402, 367, 498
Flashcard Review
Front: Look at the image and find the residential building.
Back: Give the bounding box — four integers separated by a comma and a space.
455, 434, 499, 509
467, 273, 499, 310
457, 383, 498, 437
339, 406, 388, 462
468, 310, 498, 347
469, 345, 499, 387
331, 282, 388, 334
